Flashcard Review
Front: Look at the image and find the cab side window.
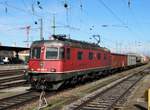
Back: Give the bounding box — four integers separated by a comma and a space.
89, 52, 93, 60
97, 53, 101, 60
77, 51, 83, 60
31, 47, 41, 59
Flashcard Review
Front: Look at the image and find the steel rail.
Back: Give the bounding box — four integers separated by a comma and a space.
0, 91, 39, 110
67, 72, 145, 110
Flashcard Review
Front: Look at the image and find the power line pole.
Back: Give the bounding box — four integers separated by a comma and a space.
20, 26, 30, 47
52, 14, 56, 35
26, 26, 30, 47
116, 41, 119, 53
39, 18, 43, 40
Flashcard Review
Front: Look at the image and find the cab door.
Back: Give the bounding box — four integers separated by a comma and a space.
63, 47, 73, 72
28, 47, 42, 71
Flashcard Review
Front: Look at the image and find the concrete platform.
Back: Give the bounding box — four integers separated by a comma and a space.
0, 64, 28, 71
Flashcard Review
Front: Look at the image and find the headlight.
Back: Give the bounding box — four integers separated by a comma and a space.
50, 68, 56, 72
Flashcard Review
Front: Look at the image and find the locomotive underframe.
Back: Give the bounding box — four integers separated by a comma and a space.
26, 63, 144, 90
27, 66, 111, 90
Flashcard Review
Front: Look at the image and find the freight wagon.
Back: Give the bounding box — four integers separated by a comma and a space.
127, 54, 137, 67
111, 53, 127, 70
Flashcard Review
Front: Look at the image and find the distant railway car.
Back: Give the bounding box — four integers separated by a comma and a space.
111, 53, 127, 70
143, 56, 149, 64
138, 55, 149, 64
127, 54, 137, 66
27, 35, 111, 90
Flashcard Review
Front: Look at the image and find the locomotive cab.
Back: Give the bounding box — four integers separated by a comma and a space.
27, 39, 67, 90
29, 45, 65, 73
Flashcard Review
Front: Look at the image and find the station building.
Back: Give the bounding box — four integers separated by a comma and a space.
0, 46, 29, 64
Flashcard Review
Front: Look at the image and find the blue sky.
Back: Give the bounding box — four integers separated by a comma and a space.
0, 0, 150, 55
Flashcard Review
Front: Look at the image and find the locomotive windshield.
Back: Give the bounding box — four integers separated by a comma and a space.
46, 47, 58, 59
31, 47, 41, 59
46, 47, 65, 59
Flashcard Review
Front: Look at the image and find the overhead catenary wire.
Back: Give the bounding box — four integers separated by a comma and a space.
0, 1, 43, 18
0, 1, 62, 29
21, 0, 38, 24
95, 0, 146, 53
4, 1, 8, 14
63, 0, 117, 45
0, 1, 120, 39
0, 0, 87, 37
120, 0, 145, 39
79, 0, 84, 28
22, 0, 30, 13
97, 0, 143, 40
97, 0, 126, 25
0, 0, 146, 53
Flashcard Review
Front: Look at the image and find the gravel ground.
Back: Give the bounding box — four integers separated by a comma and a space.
122, 71, 150, 110
14, 64, 150, 110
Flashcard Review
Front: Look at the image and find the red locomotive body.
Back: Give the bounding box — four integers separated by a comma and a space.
111, 53, 127, 69
27, 35, 111, 90
62, 46, 111, 73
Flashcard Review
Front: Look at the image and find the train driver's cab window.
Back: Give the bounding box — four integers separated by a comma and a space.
66, 48, 70, 60
89, 52, 93, 60
46, 47, 58, 59
31, 47, 41, 59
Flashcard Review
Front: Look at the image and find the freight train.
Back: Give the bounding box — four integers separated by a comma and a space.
26, 35, 148, 90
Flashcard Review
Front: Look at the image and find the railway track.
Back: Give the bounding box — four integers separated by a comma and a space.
0, 80, 26, 90
0, 91, 39, 110
0, 65, 148, 110
65, 71, 145, 110
0, 69, 27, 90
0, 90, 57, 110
0, 69, 26, 77
0, 74, 24, 84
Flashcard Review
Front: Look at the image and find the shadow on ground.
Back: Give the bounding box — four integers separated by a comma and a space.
134, 104, 147, 110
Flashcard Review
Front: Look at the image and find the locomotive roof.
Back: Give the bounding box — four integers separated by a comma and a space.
32, 35, 110, 52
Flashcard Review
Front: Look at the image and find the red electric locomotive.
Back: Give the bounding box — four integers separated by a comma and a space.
27, 35, 111, 90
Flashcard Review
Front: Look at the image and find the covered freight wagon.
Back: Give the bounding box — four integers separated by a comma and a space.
111, 53, 127, 69
127, 54, 137, 66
